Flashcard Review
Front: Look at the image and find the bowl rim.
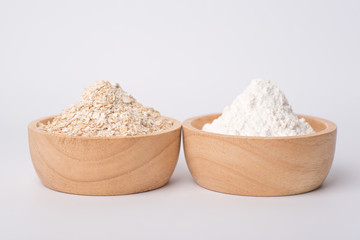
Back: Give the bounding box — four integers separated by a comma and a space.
29, 115, 182, 139
183, 113, 337, 140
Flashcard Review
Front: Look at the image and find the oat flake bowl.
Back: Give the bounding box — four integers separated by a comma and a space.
28, 116, 181, 195
183, 114, 337, 197
28, 81, 181, 195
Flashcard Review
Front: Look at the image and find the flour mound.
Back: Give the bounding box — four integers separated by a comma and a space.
202, 78, 315, 137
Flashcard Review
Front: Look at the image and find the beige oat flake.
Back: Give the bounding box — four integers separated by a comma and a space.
39, 80, 173, 137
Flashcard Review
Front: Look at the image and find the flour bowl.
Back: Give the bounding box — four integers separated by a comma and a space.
183, 114, 337, 196
28, 116, 181, 195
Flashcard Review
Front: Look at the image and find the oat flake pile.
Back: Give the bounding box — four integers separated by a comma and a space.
39, 81, 173, 137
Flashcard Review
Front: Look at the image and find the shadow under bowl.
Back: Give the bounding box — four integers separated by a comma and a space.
183, 114, 337, 196
28, 116, 182, 196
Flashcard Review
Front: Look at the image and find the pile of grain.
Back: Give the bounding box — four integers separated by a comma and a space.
39, 81, 173, 137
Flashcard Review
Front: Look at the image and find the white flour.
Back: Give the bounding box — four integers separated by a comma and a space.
202, 78, 315, 137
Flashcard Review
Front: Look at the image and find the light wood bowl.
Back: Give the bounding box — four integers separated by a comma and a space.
28, 116, 181, 195
183, 114, 337, 196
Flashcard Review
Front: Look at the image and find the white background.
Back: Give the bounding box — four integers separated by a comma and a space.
1, 0, 359, 239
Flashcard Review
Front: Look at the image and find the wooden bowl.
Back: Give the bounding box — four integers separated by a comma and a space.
183, 114, 337, 196
28, 116, 181, 195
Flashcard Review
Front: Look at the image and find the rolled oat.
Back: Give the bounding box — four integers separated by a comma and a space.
39, 81, 173, 137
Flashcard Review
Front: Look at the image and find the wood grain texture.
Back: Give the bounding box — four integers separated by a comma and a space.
183, 114, 337, 196
28, 116, 181, 195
